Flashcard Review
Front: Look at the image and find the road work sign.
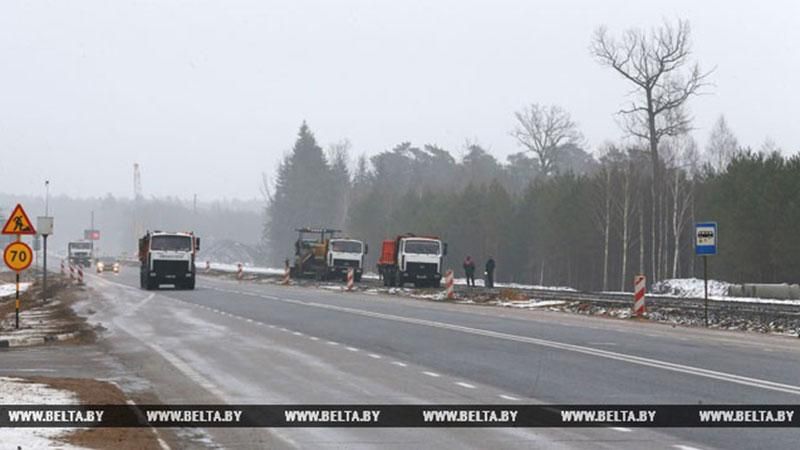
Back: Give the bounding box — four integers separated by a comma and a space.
2, 204, 36, 235
4, 241, 33, 272
695, 222, 717, 256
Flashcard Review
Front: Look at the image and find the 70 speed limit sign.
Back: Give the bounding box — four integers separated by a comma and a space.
4, 241, 33, 272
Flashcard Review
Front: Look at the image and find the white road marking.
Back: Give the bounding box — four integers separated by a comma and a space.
423, 371, 440, 378
346, 346, 359, 352
368, 353, 382, 359
499, 394, 519, 401
673, 445, 703, 450
292, 331, 303, 336
455, 382, 476, 389
239, 292, 800, 396
391, 361, 408, 367
610, 427, 632, 432
309, 336, 319, 341
126, 400, 171, 450
327, 341, 339, 346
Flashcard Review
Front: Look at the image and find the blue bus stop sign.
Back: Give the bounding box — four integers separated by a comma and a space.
695, 222, 718, 256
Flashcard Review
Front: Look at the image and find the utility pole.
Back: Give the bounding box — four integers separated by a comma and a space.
39, 181, 53, 302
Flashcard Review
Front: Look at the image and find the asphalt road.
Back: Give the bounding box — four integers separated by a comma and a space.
9, 266, 800, 449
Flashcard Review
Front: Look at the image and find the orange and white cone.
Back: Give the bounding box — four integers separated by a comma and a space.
445, 270, 455, 299
633, 275, 646, 317
282, 264, 291, 285
346, 268, 355, 291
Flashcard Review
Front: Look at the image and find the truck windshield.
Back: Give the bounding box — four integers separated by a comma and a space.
151, 235, 192, 251
69, 243, 92, 250
331, 241, 362, 253
404, 240, 440, 255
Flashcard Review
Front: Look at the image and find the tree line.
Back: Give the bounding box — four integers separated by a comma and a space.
263, 19, 799, 290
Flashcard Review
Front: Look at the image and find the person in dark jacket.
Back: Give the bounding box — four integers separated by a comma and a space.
463, 256, 476, 287
485, 257, 496, 288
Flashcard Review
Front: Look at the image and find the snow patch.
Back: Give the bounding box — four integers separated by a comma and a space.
0, 377, 86, 449
0, 282, 32, 299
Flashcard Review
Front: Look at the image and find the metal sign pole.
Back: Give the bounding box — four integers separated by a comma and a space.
43, 235, 48, 301
703, 255, 708, 327
15, 272, 20, 330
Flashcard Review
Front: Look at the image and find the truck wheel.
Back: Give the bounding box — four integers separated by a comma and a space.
354, 274, 362, 282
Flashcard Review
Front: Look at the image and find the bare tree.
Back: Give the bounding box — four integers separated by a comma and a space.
705, 115, 739, 172
511, 104, 583, 176
591, 19, 711, 282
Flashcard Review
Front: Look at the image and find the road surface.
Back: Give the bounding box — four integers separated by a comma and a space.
5, 267, 800, 449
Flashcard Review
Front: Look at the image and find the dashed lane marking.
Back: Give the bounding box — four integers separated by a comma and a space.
392, 361, 408, 367
499, 394, 519, 401
368, 353, 382, 359
610, 427, 632, 432
224, 290, 800, 397
423, 371, 440, 378
346, 347, 359, 352
455, 382, 476, 389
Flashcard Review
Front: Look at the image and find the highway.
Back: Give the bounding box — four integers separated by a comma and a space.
28, 267, 800, 448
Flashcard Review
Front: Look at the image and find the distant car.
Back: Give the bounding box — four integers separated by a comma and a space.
96, 257, 120, 274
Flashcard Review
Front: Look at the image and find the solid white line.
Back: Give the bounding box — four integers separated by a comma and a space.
499, 394, 519, 401
126, 400, 171, 450
241, 292, 800, 396
391, 361, 408, 367
423, 371, 440, 378
456, 382, 476, 389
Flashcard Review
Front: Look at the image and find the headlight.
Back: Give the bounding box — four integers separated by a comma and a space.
113, 263, 120, 271
97, 262, 104, 269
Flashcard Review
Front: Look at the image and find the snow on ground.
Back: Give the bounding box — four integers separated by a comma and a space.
0, 282, 32, 299
495, 300, 568, 309
0, 377, 86, 449
651, 278, 800, 306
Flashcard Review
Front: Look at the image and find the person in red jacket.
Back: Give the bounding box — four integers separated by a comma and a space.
463, 256, 476, 287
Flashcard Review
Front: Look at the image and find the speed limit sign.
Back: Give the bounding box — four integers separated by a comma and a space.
4, 241, 33, 272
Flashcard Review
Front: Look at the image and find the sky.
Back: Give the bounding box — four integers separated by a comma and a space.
1, 0, 798, 200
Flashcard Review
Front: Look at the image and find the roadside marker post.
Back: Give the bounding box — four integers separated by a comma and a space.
633, 275, 646, 317
77, 266, 84, 285
695, 222, 718, 327
445, 270, 455, 299
237, 263, 244, 281
205, 260, 211, 273
282, 261, 291, 285
69, 264, 75, 282
60, 259, 65, 276
2, 203, 37, 329
346, 268, 355, 291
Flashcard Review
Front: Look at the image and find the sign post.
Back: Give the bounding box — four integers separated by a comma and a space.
695, 222, 718, 327
2, 204, 37, 329
38, 216, 54, 301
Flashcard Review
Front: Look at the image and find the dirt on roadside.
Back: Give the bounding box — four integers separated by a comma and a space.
20, 376, 173, 450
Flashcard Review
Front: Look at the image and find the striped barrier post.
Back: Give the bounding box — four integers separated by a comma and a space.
346, 268, 355, 291
633, 274, 646, 317
445, 270, 455, 299
77, 266, 84, 285
205, 260, 211, 273
60, 260, 65, 276
237, 263, 244, 281
281, 260, 292, 286
69, 264, 75, 283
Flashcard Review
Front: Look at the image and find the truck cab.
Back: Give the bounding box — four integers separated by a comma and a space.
378, 235, 446, 288
139, 231, 200, 290
67, 241, 93, 267
327, 239, 367, 281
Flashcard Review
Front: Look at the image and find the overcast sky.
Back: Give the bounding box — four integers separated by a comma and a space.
1, 0, 797, 200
